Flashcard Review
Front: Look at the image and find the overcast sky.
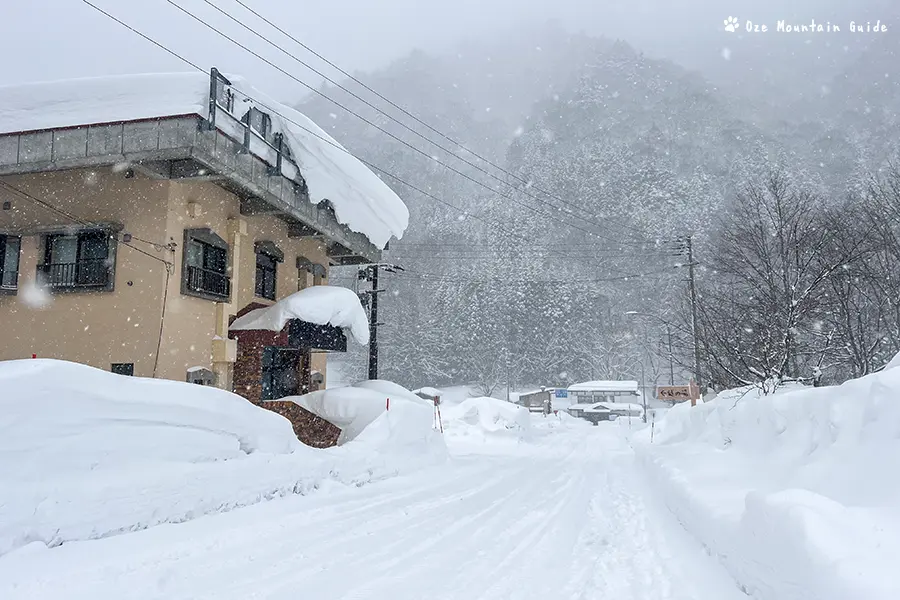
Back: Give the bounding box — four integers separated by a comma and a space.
2, 0, 894, 102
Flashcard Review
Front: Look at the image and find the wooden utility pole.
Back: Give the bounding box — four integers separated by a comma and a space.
367, 264, 379, 380
358, 263, 404, 381
666, 322, 675, 386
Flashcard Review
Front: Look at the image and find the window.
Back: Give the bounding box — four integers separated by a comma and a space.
312, 263, 327, 286
254, 241, 283, 301
213, 74, 234, 113
111, 363, 134, 376
296, 256, 313, 291
181, 229, 230, 301
255, 253, 277, 300
0, 235, 20, 292
243, 107, 271, 139
39, 229, 115, 291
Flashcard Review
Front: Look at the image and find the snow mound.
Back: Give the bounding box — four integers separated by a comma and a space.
885, 350, 900, 370
0, 359, 300, 478
0, 72, 408, 248
286, 381, 432, 445
355, 379, 430, 404
0, 360, 444, 557
442, 397, 532, 441
350, 399, 448, 464
635, 370, 900, 600
230, 286, 369, 344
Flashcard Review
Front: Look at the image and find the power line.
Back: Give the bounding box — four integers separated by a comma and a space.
0, 179, 174, 268
391, 264, 688, 285
161, 0, 657, 247
194, 0, 651, 245
77, 0, 533, 250
227, 0, 656, 243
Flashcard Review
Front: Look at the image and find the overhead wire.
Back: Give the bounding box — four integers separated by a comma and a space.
389, 264, 690, 285
190, 0, 653, 245
226, 0, 655, 241
79, 0, 602, 253
0, 179, 174, 268
159, 0, 662, 248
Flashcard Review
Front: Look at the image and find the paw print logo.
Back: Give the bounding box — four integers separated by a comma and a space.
724, 16, 740, 32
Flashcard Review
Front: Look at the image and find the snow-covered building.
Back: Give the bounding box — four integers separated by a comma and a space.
567, 380, 640, 404
567, 401, 644, 424
0, 69, 408, 402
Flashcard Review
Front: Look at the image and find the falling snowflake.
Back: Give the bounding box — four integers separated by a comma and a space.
721, 47, 732, 61
20, 281, 51, 309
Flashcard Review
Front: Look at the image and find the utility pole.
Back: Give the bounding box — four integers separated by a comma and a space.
685, 235, 703, 392
368, 264, 379, 380
358, 263, 403, 381
638, 351, 647, 423
666, 322, 675, 386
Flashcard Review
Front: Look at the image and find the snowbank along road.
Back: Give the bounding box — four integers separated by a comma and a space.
0, 423, 747, 600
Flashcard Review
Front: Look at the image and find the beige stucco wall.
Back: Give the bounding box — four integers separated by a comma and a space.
1, 167, 338, 388
0, 169, 170, 377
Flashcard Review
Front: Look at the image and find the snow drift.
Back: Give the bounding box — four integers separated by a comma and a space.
635, 373, 900, 600
442, 397, 533, 441
230, 285, 369, 344
0, 360, 445, 556
283, 380, 432, 445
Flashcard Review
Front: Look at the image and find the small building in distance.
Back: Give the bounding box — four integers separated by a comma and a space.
516, 388, 554, 414
567, 401, 644, 424
567, 380, 640, 405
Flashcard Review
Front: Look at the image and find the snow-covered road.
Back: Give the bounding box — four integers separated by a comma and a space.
0, 427, 745, 600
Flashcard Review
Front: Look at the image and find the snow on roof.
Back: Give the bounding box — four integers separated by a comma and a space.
567, 401, 643, 414
229, 286, 369, 344
587, 402, 644, 413
568, 380, 640, 393
0, 72, 408, 248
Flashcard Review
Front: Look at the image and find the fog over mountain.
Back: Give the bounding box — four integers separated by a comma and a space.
298, 9, 900, 389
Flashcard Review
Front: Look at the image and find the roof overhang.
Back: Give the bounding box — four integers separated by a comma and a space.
0, 116, 381, 264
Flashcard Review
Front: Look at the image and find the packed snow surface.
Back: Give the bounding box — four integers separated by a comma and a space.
0, 72, 408, 248
4, 358, 897, 599
229, 285, 369, 344
0, 407, 747, 600
633, 370, 900, 600
0, 359, 444, 557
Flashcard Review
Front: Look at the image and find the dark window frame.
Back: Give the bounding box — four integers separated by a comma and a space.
243, 107, 271, 140
181, 228, 231, 302
254, 241, 283, 301
213, 76, 235, 113
38, 228, 117, 293
0, 234, 21, 294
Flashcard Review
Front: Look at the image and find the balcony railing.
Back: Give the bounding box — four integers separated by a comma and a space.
186, 265, 230, 299
0, 269, 17, 291
37, 259, 110, 289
